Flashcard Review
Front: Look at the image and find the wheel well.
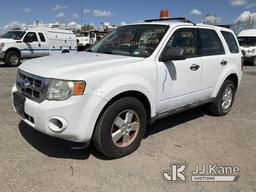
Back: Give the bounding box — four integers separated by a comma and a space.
4, 48, 21, 59
225, 74, 238, 90
62, 50, 69, 53
100, 91, 151, 120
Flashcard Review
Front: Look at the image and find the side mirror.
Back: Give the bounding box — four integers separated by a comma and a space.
241, 50, 246, 56
159, 47, 186, 62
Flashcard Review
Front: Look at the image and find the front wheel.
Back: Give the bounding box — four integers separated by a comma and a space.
93, 97, 147, 159
208, 79, 236, 116
253, 57, 256, 66
4, 51, 21, 67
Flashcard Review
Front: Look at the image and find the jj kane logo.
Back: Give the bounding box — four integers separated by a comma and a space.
162, 163, 240, 183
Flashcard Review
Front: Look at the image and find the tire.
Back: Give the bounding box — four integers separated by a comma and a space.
208, 79, 236, 116
4, 51, 21, 67
93, 97, 147, 159
253, 57, 256, 66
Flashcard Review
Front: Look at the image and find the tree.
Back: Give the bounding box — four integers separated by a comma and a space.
232, 11, 256, 35
81, 24, 94, 31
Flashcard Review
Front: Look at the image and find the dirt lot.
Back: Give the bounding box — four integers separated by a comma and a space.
0, 62, 256, 192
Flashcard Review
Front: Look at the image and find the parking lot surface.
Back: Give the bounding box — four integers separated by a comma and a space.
0, 62, 256, 192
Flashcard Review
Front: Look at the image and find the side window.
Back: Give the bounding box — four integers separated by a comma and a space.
24, 32, 38, 42
38, 33, 46, 42
198, 29, 225, 56
165, 28, 197, 58
221, 31, 239, 53
90, 32, 96, 38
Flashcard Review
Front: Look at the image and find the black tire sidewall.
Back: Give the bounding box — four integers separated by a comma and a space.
216, 80, 236, 115
5, 51, 20, 67
94, 97, 147, 158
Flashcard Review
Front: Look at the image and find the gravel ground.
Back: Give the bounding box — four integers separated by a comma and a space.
0, 61, 256, 192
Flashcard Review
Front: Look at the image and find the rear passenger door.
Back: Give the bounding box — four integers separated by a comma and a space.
198, 28, 227, 96
38, 32, 50, 57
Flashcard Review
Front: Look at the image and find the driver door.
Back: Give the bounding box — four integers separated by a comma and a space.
156, 27, 203, 113
22, 32, 41, 58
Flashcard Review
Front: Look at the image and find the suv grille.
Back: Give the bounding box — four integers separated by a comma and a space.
16, 70, 50, 103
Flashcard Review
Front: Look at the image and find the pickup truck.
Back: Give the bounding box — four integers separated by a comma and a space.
0, 27, 77, 66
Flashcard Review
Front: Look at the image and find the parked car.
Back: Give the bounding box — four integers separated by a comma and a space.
12, 17, 243, 158
76, 31, 97, 51
0, 27, 77, 66
238, 29, 256, 66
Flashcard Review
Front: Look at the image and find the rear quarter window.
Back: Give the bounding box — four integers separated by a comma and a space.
221, 31, 239, 53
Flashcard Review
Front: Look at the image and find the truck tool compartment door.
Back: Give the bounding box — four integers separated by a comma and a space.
22, 32, 41, 57
157, 27, 203, 113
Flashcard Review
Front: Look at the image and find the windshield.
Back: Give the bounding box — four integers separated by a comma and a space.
77, 32, 89, 37
1, 31, 26, 40
238, 37, 256, 47
88, 25, 169, 58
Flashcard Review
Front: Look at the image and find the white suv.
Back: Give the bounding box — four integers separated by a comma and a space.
12, 18, 243, 158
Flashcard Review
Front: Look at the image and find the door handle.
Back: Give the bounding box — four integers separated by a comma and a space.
190, 64, 200, 71
220, 60, 228, 66
38, 43, 41, 47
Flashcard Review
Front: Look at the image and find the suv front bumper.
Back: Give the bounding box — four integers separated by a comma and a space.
12, 84, 108, 143
0, 50, 5, 60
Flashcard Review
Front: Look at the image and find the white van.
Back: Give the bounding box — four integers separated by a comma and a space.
0, 27, 77, 66
238, 29, 256, 66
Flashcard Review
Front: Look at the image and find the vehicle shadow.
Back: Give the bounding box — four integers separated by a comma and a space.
18, 121, 109, 160
19, 106, 207, 160
145, 106, 206, 137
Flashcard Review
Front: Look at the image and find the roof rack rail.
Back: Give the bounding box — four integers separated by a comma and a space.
144, 17, 196, 26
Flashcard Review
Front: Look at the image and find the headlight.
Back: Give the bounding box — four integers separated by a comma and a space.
0, 43, 4, 50
47, 79, 86, 101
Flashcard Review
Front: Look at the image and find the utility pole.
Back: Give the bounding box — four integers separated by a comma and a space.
80, 0, 83, 29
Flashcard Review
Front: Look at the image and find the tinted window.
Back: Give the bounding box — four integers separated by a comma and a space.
38, 33, 46, 42
198, 29, 225, 56
24, 32, 38, 42
221, 31, 239, 53
238, 37, 256, 47
165, 28, 197, 57
1, 31, 26, 40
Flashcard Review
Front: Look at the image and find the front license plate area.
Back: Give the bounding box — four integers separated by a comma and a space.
13, 92, 26, 118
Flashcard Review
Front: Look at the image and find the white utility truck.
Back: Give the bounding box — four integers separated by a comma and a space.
76, 31, 97, 51
0, 27, 77, 66
12, 17, 243, 158
238, 29, 256, 66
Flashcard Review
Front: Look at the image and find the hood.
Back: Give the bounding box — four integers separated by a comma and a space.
0, 38, 17, 44
19, 52, 145, 80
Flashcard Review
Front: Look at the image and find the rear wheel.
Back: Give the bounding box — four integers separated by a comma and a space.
208, 79, 236, 116
93, 97, 147, 159
4, 51, 21, 67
